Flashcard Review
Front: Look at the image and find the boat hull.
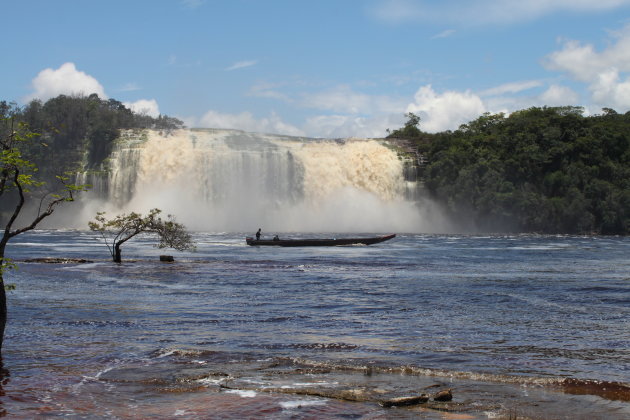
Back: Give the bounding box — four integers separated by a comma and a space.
245, 234, 396, 247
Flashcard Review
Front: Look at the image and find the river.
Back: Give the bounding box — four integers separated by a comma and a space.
2, 231, 629, 419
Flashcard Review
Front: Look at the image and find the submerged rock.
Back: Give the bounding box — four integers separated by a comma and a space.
433, 389, 453, 401
380, 394, 429, 407
23, 257, 92, 264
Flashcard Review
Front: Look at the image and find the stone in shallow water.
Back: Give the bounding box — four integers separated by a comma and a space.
433, 389, 453, 402
380, 394, 429, 407
23, 257, 92, 264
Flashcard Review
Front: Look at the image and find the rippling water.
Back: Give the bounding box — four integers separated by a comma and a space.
2, 231, 629, 419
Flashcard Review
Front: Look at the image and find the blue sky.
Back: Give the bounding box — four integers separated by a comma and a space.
3, 0, 630, 137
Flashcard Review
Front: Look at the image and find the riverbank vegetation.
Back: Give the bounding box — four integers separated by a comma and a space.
388, 107, 630, 235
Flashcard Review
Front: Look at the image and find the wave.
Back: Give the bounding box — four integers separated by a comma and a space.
286, 358, 630, 402
147, 348, 630, 402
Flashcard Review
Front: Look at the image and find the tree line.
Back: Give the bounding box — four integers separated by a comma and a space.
388, 107, 630, 235
1, 94, 184, 180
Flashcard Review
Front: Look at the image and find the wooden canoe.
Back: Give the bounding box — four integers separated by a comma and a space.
245, 234, 396, 247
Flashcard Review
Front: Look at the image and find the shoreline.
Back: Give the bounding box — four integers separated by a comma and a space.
4, 351, 629, 419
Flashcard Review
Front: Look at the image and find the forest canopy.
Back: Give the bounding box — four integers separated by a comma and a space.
388, 107, 630, 235
1, 94, 184, 177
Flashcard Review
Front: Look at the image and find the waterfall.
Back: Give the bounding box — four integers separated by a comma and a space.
81, 128, 436, 233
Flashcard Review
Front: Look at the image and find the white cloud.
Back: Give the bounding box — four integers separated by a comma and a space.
368, 0, 630, 25
589, 69, 630, 109
300, 85, 405, 115
544, 41, 605, 82
226, 60, 258, 71
546, 26, 630, 81
539, 84, 580, 106
124, 99, 161, 118
197, 110, 304, 136
301, 85, 372, 114
25, 62, 106, 102
544, 24, 630, 110
406, 85, 486, 132
303, 114, 398, 138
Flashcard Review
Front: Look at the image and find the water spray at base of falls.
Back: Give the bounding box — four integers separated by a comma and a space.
74, 129, 447, 233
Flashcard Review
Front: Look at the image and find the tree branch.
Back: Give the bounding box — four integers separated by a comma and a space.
7, 173, 76, 238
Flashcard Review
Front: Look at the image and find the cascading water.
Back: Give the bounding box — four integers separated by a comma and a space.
80, 128, 441, 233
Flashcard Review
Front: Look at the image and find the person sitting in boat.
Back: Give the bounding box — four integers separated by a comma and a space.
256, 228, 262, 240
273, 235, 279, 241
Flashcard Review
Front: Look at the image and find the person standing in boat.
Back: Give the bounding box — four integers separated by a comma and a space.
256, 228, 261, 241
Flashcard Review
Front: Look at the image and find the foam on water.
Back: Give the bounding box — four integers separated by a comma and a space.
280, 399, 327, 409
225, 390, 257, 398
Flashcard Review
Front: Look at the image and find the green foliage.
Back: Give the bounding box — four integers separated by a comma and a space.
1, 95, 183, 224
0, 258, 17, 276
390, 106, 630, 234
387, 112, 422, 139
89, 208, 195, 262
1, 113, 89, 239
9, 94, 184, 175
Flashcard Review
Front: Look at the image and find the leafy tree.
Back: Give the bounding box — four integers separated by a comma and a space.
0, 114, 87, 354
7, 94, 185, 177
390, 107, 630, 234
88, 208, 195, 263
387, 112, 422, 138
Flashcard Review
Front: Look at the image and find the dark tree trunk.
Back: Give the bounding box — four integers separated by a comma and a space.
0, 274, 6, 355
114, 243, 122, 263
0, 242, 7, 355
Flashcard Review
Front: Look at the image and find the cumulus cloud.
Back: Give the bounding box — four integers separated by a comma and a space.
406, 85, 486, 132
124, 99, 161, 118
25, 62, 106, 102
544, 24, 630, 110
368, 0, 630, 25
539, 84, 580, 106
197, 110, 304, 136
545, 41, 607, 82
589, 69, 630, 109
